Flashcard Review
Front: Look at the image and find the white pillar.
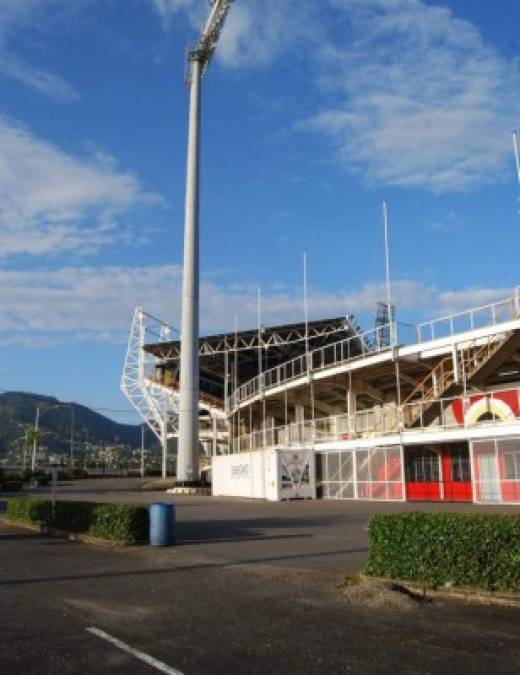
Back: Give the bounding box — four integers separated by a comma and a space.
177, 56, 202, 485
347, 389, 356, 435
162, 418, 168, 479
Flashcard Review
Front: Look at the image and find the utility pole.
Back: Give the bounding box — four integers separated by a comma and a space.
65, 404, 75, 467
303, 250, 309, 359
31, 405, 40, 472
382, 200, 395, 346
176, 0, 233, 488
383, 200, 392, 322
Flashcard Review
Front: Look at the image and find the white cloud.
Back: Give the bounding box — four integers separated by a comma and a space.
436, 287, 512, 316
152, 0, 519, 192
149, 0, 204, 29
0, 117, 162, 258
0, 54, 79, 103
305, 0, 520, 191
0, 263, 514, 346
149, 0, 317, 69
0, 0, 80, 101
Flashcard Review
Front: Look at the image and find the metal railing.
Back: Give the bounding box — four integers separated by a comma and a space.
228, 286, 520, 413
230, 386, 520, 453
416, 287, 520, 343
229, 323, 395, 412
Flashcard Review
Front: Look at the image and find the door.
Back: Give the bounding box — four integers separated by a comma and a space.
442, 445, 472, 501
278, 450, 313, 499
479, 453, 499, 502
405, 447, 441, 501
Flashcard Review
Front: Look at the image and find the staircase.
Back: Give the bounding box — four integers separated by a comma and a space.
402, 325, 520, 429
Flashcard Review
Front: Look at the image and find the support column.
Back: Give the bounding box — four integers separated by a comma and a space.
393, 346, 402, 431
266, 415, 275, 448
162, 417, 168, 479
295, 402, 305, 444
177, 56, 202, 486
347, 389, 357, 436
212, 414, 217, 457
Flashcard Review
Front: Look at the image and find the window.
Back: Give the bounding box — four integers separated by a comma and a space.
450, 447, 471, 482
406, 449, 440, 482
497, 439, 520, 480
503, 451, 520, 480
477, 412, 499, 422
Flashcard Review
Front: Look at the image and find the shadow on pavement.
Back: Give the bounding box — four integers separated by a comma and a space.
176, 514, 366, 544
0, 546, 368, 587
0, 532, 51, 542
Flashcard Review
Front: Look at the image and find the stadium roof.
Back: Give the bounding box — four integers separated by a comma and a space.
144, 316, 366, 399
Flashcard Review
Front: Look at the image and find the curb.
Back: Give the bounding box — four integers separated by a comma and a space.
358, 573, 520, 608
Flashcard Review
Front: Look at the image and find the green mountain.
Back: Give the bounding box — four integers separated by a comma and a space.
0, 391, 144, 457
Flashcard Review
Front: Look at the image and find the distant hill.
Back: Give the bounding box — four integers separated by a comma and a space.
0, 391, 144, 457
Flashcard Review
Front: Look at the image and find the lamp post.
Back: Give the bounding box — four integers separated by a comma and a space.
176, 0, 233, 488
60, 404, 75, 467
31, 403, 75, 472
31, 406, 40, 473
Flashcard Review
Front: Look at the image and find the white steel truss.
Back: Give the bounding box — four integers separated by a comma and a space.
120, 307, 180, 446
147, 316, 361, 360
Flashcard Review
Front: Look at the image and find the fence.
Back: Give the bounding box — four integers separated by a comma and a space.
229, 286, 520, 413
317, 446, 404, 501
471, 437, 520, 504
416, 288, 520, 343
229, 324, 394, 411
230, 386, 520, 453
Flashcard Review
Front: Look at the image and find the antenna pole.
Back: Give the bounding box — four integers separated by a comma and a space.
234, 314, 238, 394
383, 200, 392, 314
257, 288, 262, 377
382, 200, 394, 344
303, 250, 309, 357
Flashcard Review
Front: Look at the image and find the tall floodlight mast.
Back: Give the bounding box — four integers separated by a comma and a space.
177, 0, 233, 487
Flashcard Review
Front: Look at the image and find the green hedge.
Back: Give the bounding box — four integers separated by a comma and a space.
6, 498, 149, 545
364, 512, 520, 592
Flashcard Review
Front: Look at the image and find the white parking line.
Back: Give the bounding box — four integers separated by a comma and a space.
86, 626, 184, 675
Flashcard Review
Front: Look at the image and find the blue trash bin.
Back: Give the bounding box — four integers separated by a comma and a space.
149, 503, 176, 546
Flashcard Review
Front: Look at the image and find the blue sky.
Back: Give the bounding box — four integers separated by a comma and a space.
1, 0, 519, 422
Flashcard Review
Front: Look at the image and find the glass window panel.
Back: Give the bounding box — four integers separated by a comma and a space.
338, 482, 355, 499
386, 446, 402, 482
356, 450, 370, 481
328, 483, 340, 498
406, 448, 440, 482
370, 448, 386, 482
327, 452, 340, 481
340, 451, 354, 482
449, 446, 471, 482
497, 439, 520, 480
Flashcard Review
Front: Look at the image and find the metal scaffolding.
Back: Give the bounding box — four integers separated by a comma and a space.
120, 307, 180, 477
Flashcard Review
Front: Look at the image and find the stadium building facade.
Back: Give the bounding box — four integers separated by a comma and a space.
123, 286, 520, 505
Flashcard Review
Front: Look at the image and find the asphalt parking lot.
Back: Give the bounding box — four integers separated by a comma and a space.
0, 479, 519, 674
9, 477, 518, 574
